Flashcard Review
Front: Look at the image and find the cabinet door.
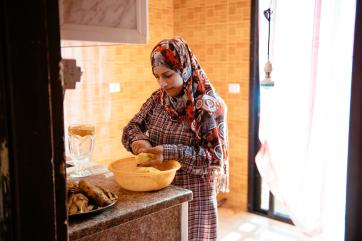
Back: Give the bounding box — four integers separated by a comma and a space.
59, 0, 148, 45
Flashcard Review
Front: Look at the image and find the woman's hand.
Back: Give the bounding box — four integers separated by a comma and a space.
131, 140, 152, 155
137, 145, 164, 167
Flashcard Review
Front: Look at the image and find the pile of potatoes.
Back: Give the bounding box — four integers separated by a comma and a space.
67, 180, 118, 215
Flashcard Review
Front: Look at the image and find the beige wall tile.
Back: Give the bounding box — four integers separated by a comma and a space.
228, 22, 250, 44
174, 7, 206, 26
228, 0, 251, 22
205, 24, 228, 44
174, 0, 205, 9
205, 5, 228, 24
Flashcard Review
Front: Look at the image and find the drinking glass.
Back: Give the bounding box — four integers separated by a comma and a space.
67, 124, 95, 178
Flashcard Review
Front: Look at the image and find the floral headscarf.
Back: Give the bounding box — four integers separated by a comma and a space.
150, 36, 229, 192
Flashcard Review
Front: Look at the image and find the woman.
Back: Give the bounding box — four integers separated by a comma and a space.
122, 36, 229, 241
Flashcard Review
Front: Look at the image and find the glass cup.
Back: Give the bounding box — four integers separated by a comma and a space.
67, 124, 95, 178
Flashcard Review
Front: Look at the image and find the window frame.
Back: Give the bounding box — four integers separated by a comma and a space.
247, 0, 293, 224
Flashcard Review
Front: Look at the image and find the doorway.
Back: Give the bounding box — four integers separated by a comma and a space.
247, 0, 361, 238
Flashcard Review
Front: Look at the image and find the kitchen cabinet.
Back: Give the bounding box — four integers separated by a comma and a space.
68, 174, 192, 241
59, 0, 148, 46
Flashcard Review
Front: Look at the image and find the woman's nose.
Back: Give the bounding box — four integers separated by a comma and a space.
160, 82, 168, 88
158, 78, 168, 88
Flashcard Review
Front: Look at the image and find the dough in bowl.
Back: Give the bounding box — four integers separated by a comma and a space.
135, 167, 161, 174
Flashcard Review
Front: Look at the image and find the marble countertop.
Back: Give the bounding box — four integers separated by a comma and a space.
68, 174, 192, 240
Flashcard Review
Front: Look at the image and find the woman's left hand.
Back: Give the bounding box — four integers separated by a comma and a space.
138, 145, 164, 167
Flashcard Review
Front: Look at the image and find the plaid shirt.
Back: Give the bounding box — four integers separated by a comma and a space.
122, 92, 218, 240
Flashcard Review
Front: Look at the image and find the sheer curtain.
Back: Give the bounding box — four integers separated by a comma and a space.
256, 0, 356, 239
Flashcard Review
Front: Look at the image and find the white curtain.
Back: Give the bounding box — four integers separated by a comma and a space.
257, 0, 356, 239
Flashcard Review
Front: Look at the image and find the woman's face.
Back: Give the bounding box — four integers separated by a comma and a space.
153, 65, 184, 97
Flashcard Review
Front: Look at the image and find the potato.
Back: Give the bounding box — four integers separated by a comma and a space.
67, 193, 89, 214
79, 180, 113, 207
135, 153, 155, 164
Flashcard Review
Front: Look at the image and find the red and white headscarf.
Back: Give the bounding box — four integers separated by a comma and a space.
150, 36, 229, 192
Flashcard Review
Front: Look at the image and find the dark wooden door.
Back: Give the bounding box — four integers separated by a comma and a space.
345, 1, 362, 240
0, 0, 67, 240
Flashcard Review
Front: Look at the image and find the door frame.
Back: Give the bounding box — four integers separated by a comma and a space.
0, 0, 67, 240
247, 0, 291, 224
247, 0, 362, 237
345, 0, 362, 240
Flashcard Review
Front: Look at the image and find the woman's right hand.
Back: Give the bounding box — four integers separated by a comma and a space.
131, 140, 152, 154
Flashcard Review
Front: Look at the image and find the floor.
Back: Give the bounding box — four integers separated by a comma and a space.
218, 208, 313, 241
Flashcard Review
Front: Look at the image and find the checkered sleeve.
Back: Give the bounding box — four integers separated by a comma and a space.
122, 94, 156, 153
163, 144, 212, 176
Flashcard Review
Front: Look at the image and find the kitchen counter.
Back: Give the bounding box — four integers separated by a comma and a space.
68, 174, 192, 241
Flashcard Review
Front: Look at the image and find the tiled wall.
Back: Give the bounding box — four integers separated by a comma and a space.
62, 0, 250, 211
174, 0, 250, 211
